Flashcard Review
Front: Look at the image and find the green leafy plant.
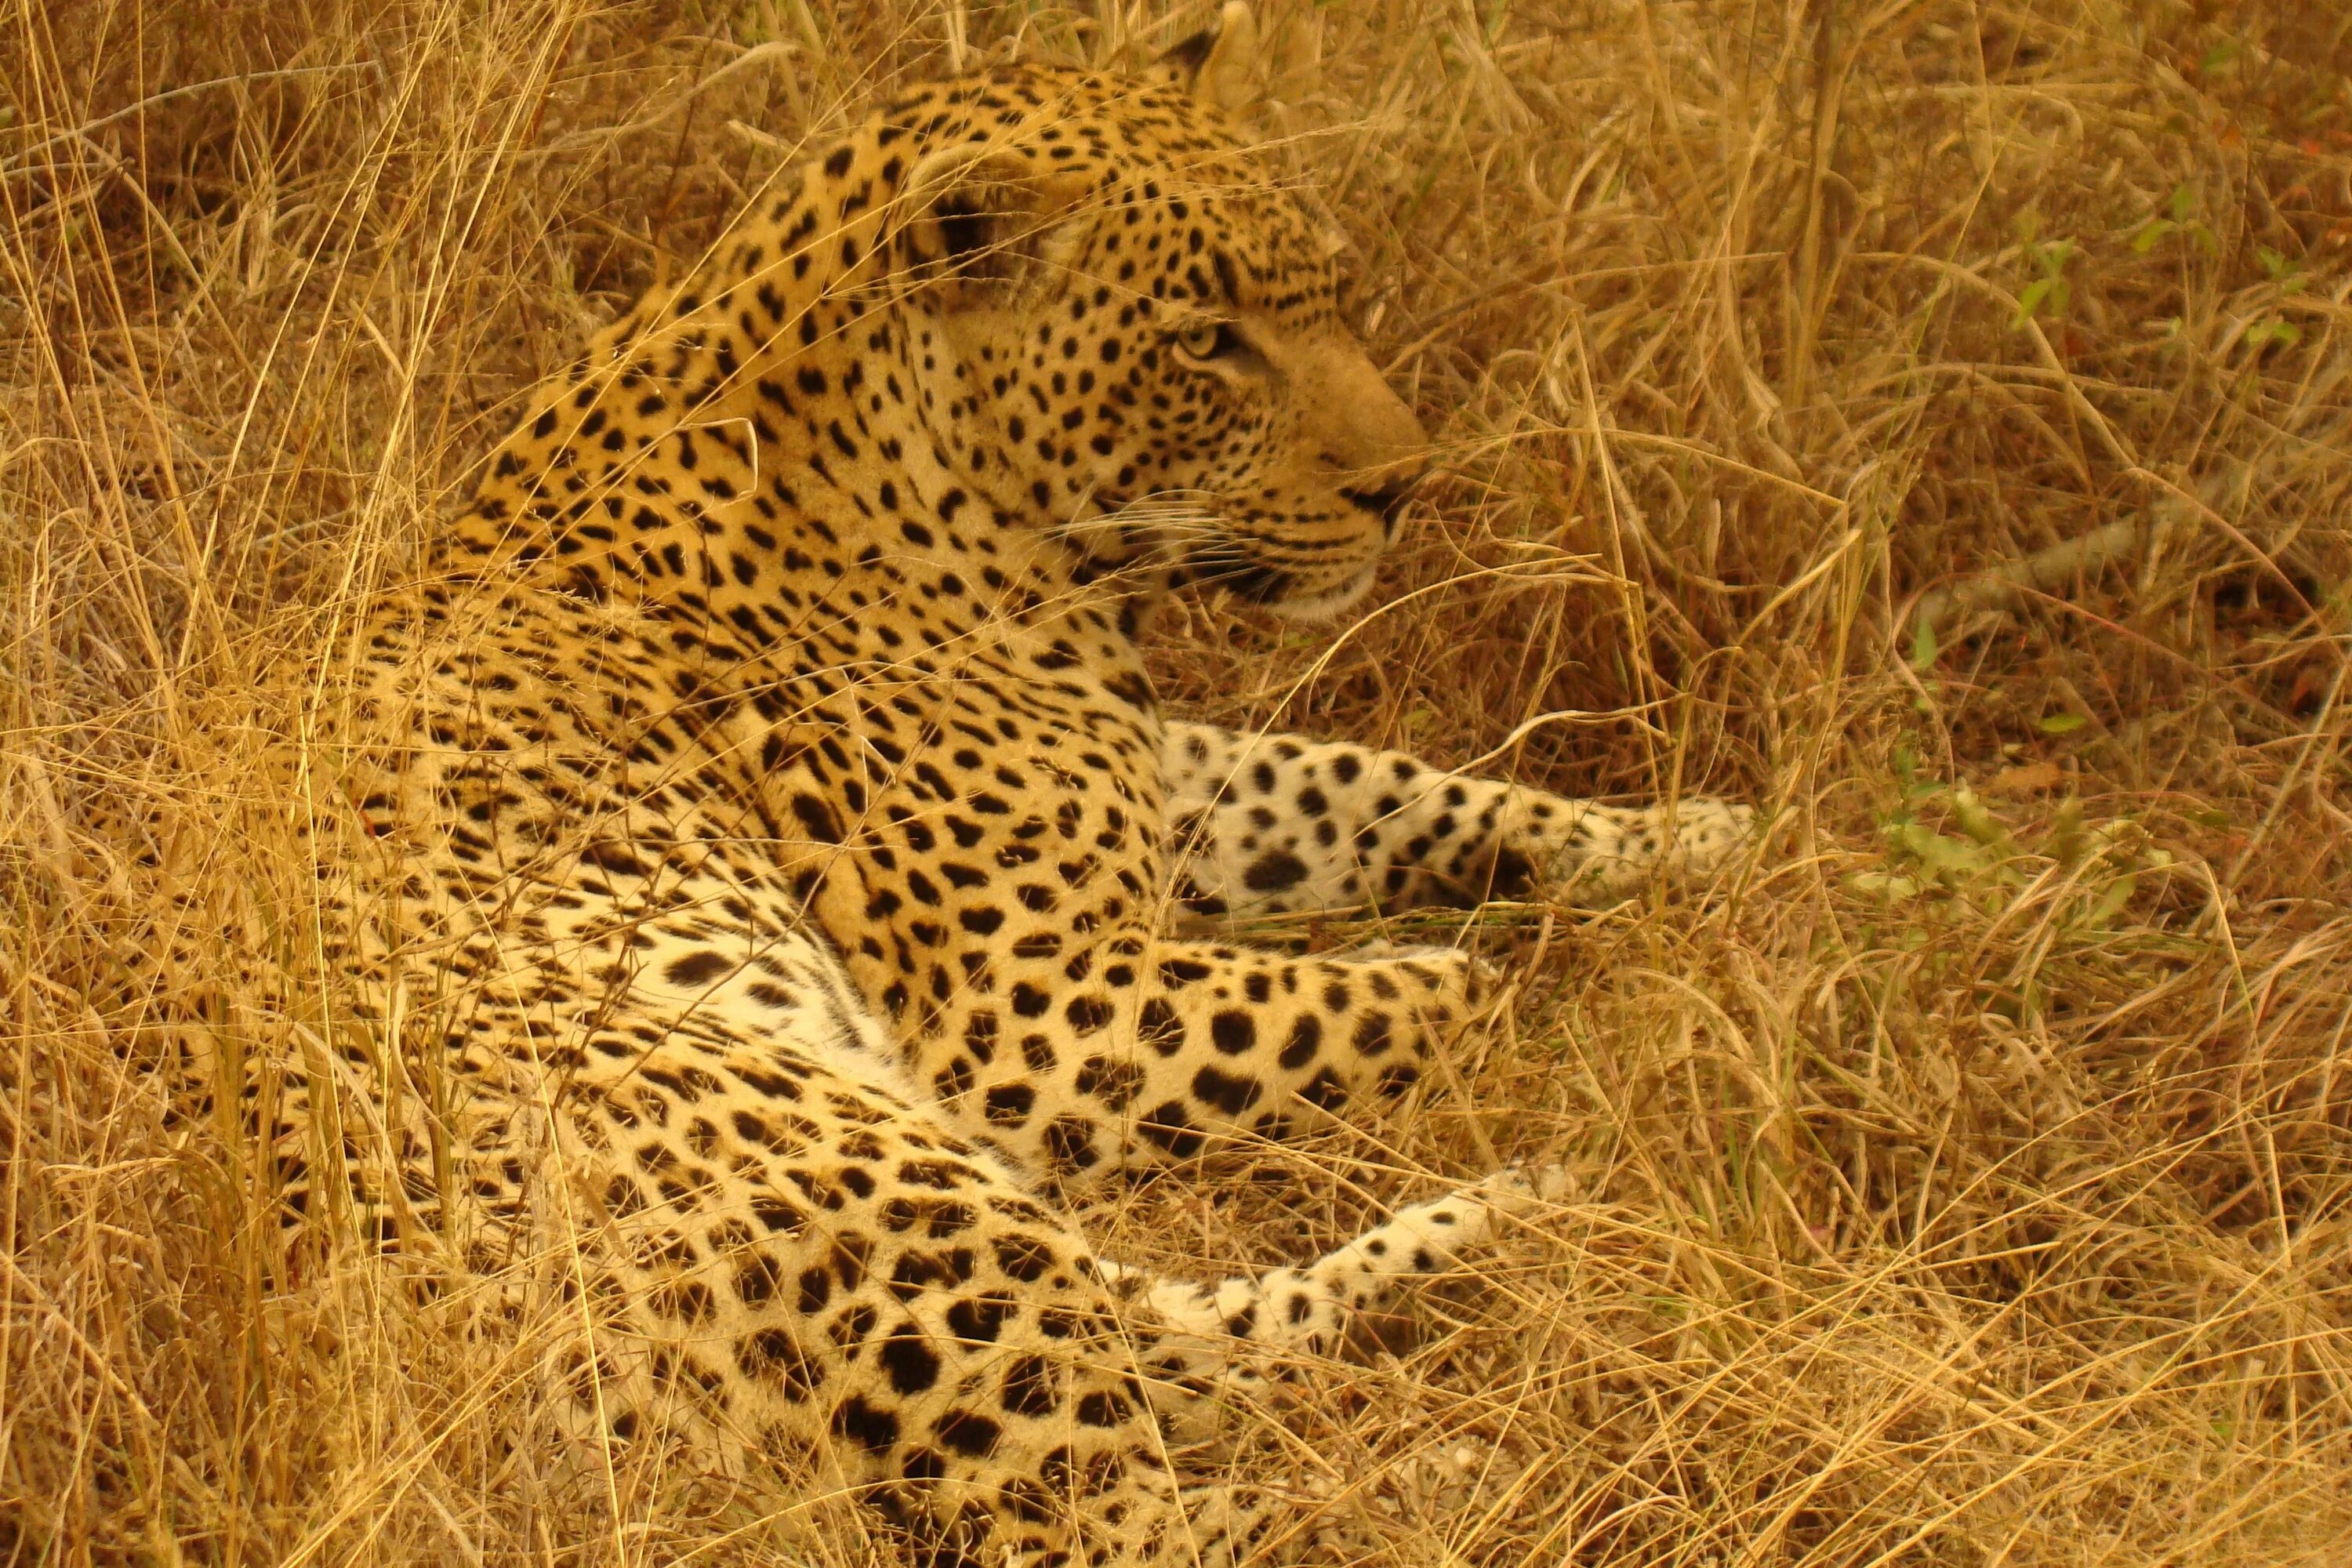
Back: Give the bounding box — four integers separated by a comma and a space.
2015, 234, 2078, 326
1849, 751, 2174, 936
2245, 245, 2309, 350
2132, 182, 2220, 257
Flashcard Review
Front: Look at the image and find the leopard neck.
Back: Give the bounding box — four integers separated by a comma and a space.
428, 119, 1154, 667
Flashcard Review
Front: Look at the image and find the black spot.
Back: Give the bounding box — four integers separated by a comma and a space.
1137, 997, 1184, 1055
1209, 1010, 1255, 1055
1277, 1015, 1321, 1069
1000, 1355, 1058, 1417
982, 1083, 1035, 1124
734, 1254, 783, 1308
993, 1232, 1058, 1283
1137, 1101, 1203, 1159
1075, 1390, 1131, 1428
793, 792, 844, 844
1072, 1055, 1142, 1111
831, 1396, 900, 1453
1300, 1069, 1349, 1110
752, 1196, 807, 1234
935, 1409, 1002, 1457
830, 1303, 879, 1351
663, 950, 731, 988
833, 1235, 872, 1290
798, 1268, 832, 1312
880, 1327, 942, 1394
946, 1294, 1015, 1344
1191, 1065, 1261, 1116
1488, 844, 1539, 898
1042, 1115, 1098, 1174
579, 840, 646, 876
738, 1327, 824, 1401
1158, 956, 1211, 988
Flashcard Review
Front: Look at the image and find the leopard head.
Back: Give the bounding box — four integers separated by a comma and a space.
891, 5, 1428, 620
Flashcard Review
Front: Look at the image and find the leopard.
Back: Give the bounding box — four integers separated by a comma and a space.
230, 7, 1754, 1563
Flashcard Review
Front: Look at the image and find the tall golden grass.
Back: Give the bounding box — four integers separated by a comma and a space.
5, 0, 2350, 1562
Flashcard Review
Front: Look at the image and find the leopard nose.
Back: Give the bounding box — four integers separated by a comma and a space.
1306, 340, 1428, 506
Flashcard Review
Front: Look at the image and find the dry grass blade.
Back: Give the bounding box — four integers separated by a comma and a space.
5, 1, 2351, 1565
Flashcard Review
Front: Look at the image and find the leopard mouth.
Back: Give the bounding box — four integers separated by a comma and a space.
1180, 541, 1379, 622
1184, 548, 1292, 604
1102, 489, 1395, 615
1338, 477, 1417, 537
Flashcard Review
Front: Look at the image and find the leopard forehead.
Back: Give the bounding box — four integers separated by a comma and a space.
876, 63, 1344, 313
680, 60, 1343, 321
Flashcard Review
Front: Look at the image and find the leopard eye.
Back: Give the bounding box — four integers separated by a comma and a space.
1173, 319, 1236, 361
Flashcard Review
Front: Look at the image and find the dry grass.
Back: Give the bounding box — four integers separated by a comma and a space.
5, 0, 2352, 1563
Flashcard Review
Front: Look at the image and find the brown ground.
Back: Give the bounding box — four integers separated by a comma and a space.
5, 2, 2350, 1563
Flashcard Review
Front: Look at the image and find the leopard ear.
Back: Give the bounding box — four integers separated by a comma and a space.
898, 143, 1095, 294
1156, 2, 1258, 113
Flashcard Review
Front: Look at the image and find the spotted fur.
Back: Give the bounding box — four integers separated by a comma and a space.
212, 9, 1751, 1563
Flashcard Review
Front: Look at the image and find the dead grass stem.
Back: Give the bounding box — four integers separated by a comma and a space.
5, 0, 2350, 1563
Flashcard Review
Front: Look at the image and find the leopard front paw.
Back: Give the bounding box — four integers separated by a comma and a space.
1503, 793, 1755, 908
1476, 1162, 1572, 1216
1345, 939, 1502, 1009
